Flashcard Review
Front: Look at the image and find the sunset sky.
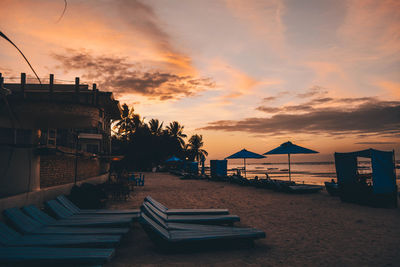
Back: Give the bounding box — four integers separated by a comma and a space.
1, 0, 399, 161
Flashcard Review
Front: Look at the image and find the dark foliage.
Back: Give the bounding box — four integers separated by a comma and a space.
112, 104, 207, 171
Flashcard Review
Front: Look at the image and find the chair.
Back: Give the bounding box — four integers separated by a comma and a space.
145, 196, 229, 215
57, 195, 140, 215
0, 246, 114, 265
22, 205, 133, 228
141, 203, 263, 233
4, 207, 129, 235
25, 203, 132, 228
0, 222, 120, 248
45, 200, 135, 225
139, 212, 265, 251
135, 174, 145, 186
142, 202, 239, 225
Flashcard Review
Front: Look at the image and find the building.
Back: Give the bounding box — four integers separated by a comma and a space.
0, 73, 121, 198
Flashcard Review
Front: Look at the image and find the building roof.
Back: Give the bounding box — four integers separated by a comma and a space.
3, 83, 121, 120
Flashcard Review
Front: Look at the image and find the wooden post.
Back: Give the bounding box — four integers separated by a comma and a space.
75, 77, 80, 102
21, 73, 26, 97
95, 89, 99, 106
92, 83, 96, 105
49, 74, 54, 96
288, 153, 291, 182
74, 133, 79, 185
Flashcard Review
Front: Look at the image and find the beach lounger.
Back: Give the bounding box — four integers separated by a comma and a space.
4, 207, 129, 235
46, 200, 135, 220
287, 184, 323, 194
325, 182, 340, 196
141, 203, 264, 234
24, 204, 132, 228
142, 202, 240, 225
57, 195, 140, 215
140, 212, 265, 250
0, 222, 121, 248
0, 246, 114, 265
144, 196, 229, 215
45, 200, 135, 226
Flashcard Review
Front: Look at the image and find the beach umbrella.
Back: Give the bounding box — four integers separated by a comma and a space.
225, 149, 265, 178
165, 156, 182, 163
263, 141, 318, 182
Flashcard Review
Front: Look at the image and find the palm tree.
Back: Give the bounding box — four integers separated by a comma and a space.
186, 134, 208, 162
148, 119, 164, 136
113, 104, 143, 140
166, 121, 187, 148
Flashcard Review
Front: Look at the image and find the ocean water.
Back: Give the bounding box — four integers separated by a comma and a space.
206, 160, 400, 186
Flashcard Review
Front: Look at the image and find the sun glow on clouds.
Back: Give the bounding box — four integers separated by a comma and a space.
1, 0, 399, 159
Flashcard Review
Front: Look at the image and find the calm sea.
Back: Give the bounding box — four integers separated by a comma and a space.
205, 160, 400, 186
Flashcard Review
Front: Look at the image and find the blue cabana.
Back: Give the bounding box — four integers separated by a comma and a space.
335, 148, 396, 195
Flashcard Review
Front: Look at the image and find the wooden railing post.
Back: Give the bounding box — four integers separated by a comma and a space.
21, 73, 26, 97
49, 74, 54, 98
75, 77, 80, 102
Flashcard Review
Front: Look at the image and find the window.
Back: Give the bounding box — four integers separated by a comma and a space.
86, 144, 99, 154
47, 129, 57, 146
0, 128, 32, 145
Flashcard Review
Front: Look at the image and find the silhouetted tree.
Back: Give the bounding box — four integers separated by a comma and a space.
186, 134, 208, 162
112, 105, 207, 171
148, 119, 163, 136
166, 121, 186, 147
113, 104, 143, 140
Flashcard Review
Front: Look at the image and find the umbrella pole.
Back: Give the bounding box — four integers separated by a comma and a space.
288, 153, 291, 182
244, 158, 246, 178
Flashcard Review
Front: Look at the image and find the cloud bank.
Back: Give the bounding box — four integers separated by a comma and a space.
200, 97, 400, 137
53, 49, 215, 100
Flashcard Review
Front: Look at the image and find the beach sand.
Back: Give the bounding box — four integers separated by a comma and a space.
106, 172, 400, 266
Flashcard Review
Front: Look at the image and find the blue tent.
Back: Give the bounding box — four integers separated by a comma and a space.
264, 141, 318, 181
226, 149, 265, 178
165, 156, 182, 163
335, 149, 396, 194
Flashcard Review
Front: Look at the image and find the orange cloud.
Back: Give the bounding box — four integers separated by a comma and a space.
0, 0, 197, 77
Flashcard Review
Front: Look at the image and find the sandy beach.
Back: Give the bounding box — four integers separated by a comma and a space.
106, 172, 400, 266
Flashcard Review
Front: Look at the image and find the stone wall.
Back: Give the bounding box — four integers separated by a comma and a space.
0, 147, 40, 198
40, 154, 102, 188
0, 173, 109, 220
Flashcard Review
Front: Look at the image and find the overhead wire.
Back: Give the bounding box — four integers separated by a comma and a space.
56, 0, 68, 23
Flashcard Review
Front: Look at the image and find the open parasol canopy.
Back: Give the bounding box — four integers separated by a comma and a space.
263, 141, 318, 181
225, 149, 265, 178
165, 156, 182, 163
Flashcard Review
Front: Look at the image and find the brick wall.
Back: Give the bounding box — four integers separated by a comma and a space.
40, 154, 102, 188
